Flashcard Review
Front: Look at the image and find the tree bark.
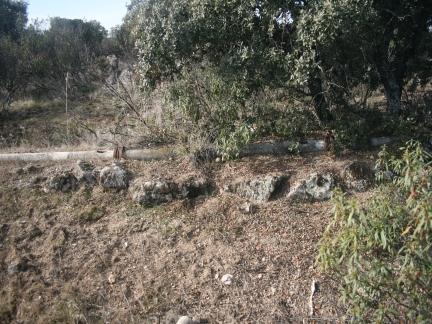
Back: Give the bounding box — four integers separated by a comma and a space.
382, 73, 402, 114
308, 75, 333, 122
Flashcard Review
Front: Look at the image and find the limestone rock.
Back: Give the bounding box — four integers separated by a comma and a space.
100, 164, 129, 190
130, 179, 178, 205
288, 173, 335, 202
46, 172, 79, 192
130, 176, 211, 206
225, 175, 287, 203
342, 161, 373, 192
76, 160, 97, 185
239, 202, 257, 214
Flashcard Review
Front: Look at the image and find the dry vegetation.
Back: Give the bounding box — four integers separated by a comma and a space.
0, 150, 377, 323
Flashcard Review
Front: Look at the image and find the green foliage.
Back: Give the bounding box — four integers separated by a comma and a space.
318, 141, 432, 322
165, 64, 321, 159
134, 0, 296, 90
0, 0, 27, 40
330, 103, 432, 152
0, 12, 109, 107
167, 65, 254, 159
291, 0, 432, 114
254, 105, 319, 140
0, 0, 28, 109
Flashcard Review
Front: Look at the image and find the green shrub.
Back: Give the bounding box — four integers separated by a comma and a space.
166, 65, 255, 159
318, 141, 432, 322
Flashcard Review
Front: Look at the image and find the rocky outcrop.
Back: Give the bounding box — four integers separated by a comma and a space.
46, 172, 79, 192
224, 175, 287, 203
99, 163, 130, 190
288, 173, 335, 202
342, 161, 374, 192
130, 176, 212, 206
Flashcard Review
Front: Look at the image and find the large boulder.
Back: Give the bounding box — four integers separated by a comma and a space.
342, 161, 374, 192
288, 172, 335, 202
130, 176, 211, 206
46, 171, 79, 192
224, 175, 287, 203
99, 164, 130, 190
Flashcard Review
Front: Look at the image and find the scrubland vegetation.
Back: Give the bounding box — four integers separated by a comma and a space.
0, 0, 432, 322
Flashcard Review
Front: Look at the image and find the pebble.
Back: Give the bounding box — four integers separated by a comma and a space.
176, 316, 194, 324
221, 274, 233, 285
108, 273, 116, 284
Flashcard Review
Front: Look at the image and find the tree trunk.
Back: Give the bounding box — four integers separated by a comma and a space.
308, 75, 333, 123
382, 72, 403, 114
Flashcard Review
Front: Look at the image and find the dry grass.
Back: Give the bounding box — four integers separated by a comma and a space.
0, 151, 378, 323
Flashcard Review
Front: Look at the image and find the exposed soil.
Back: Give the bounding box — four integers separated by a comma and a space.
0, 152, 377, 323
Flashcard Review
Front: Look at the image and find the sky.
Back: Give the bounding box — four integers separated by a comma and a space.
27, 0, 130, 31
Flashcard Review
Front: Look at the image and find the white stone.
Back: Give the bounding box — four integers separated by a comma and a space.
221, 274, 234, 285
176, 316, 194, 324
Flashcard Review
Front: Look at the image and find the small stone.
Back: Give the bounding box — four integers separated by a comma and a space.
177, 316, 194, 324
108, 273, 116, 284
221, 274, 233, 285
239, 202, 256, 214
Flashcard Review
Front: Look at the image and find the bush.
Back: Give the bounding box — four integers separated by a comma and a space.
330, 105, 427, 153
166, 65, 255, 159
318, 141, 432, 322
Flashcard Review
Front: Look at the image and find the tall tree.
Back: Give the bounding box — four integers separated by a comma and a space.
292, 0, 432, 114
0, 0, 28, 110
133, 0, 335, 122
